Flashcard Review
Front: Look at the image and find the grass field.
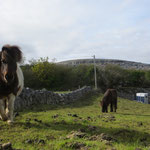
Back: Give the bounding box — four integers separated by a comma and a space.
1, 91, 150, 150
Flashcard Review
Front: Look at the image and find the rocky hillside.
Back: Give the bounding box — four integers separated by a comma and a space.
58, 59, 150, 70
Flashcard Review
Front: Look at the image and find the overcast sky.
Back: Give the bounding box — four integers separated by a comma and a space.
0, 0, 150, 63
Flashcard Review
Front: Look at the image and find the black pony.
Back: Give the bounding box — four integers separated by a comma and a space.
100, 89, 117, 113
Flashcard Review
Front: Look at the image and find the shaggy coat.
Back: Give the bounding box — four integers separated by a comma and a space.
100, 89, 117, 113
0, 45, 24, 124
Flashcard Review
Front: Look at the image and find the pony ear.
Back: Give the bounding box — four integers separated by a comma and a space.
11, 46, 22, 63
2, 45, 10, 51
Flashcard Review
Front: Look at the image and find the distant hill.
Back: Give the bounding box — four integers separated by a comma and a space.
58, 59, 150, 70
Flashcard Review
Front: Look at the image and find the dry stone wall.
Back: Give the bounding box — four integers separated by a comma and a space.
14, 86, 92, 111
14, 86, 150, 111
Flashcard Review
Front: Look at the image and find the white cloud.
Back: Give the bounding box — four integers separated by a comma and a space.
0, 0, 150, 63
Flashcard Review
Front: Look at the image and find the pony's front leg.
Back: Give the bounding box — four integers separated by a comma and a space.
110, 102, 113, 112
0, 99, 8, 121
105, 106, 108, 113
6, 94, 16, 124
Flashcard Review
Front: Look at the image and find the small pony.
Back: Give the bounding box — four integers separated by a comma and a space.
0, 45, 24, 124
100, 89, 117, 113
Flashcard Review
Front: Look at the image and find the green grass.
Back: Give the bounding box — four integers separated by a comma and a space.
54, 91, 72, 94
1, 91, 150, 150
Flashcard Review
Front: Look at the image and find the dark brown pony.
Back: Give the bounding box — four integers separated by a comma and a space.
0, 45, 24, 124
100, 89, 117, 113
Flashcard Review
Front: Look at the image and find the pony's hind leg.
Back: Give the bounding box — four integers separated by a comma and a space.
0, 99, 8, 121
6, 94, 16, 124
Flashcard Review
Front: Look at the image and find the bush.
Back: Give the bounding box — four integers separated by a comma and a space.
22, 58, 150, 91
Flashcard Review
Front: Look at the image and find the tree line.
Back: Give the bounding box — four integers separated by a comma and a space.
21, 58, 150, 91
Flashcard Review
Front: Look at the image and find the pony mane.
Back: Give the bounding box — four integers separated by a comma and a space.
2, 45, 22, 63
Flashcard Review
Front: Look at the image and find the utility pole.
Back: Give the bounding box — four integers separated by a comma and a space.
93, 55, 97, 90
